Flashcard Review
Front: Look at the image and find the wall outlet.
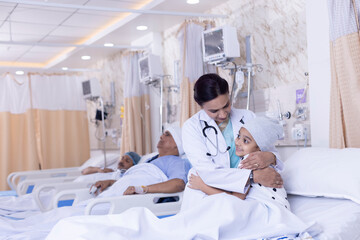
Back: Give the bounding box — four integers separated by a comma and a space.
291, 124, 310, 140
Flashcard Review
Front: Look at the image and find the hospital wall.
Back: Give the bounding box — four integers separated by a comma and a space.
86, 0, 331, 160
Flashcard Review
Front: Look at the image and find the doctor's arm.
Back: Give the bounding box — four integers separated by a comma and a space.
239, 149, 283, 171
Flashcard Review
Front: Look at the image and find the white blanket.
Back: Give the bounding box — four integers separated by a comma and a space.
47, 189, 318, 240
0, 163, 168, 240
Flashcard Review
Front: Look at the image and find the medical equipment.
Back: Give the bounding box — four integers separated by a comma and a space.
202, 25, 240, 64
89, 185, 99, 195
201, 120, 230, 157
82, 78, 101, 100
138, 54, 164, 84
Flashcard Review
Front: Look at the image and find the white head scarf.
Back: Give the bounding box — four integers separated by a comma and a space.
241, 117, 284, 152
165, 125, 184, 156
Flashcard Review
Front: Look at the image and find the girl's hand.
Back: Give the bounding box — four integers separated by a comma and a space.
239, 151, 276, 170
188, 173, 206, 191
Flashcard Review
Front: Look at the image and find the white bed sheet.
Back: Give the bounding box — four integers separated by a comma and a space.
288, 194, 360, 240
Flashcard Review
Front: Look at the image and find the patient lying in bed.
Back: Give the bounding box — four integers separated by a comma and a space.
0, 152, 141, 217
73, 151, 141, 185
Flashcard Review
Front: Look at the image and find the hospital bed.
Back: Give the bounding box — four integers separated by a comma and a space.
48, 147, 360, 239
281, 147, 360, 239
19, 152, 162, 212
6, 152, 121, 195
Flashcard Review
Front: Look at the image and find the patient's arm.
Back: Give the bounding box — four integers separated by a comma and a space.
188, 174, 248, 200
94, 179, 116, 193
82, 166, 114, 175
123, 178, 186, 195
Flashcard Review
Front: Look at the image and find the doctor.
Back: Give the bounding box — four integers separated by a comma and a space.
181, 73, 284, 210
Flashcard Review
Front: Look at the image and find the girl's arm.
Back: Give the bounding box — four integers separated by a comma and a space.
188, 173, 248, 200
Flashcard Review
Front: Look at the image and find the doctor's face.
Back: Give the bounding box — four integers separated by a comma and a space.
201, 93, 231, 124
117, 155, 134, 170
235, 128, 260, 157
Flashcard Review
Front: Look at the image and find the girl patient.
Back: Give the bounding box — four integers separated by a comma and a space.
188, 116, 289, 209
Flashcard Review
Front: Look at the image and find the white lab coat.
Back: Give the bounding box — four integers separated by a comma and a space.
181, 108, 283, 210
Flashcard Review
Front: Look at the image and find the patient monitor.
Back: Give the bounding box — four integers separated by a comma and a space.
82, 78, 101, 100
202, 25, 240, 64
138, 54, 163, 84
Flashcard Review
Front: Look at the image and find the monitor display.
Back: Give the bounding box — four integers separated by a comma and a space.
82, 80, 91, 96
139, 57, 150, 80
203, 28, 224, 58
202, 25, 240, 63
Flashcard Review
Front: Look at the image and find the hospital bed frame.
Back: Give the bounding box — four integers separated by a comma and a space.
7, 167, 82, 192
84, 192, 184, 217
6, 152, 122, 192
16, 175, 81, 196
32, 181, 94, 212
34, 182, 183, 218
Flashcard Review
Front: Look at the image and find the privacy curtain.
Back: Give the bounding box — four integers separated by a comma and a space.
177, 22, 205, 126
328, 0, 360, 148
0, 73, 90, 190
120, 52, 152, 156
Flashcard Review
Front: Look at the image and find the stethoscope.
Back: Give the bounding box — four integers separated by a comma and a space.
202, 120, 230, 157
201, 116, 245, 157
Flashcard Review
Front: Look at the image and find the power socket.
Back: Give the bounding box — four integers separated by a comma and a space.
291, 124, 310, 140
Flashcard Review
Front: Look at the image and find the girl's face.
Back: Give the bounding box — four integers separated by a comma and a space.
201, 93, 231, 124
235, 128, 260, 157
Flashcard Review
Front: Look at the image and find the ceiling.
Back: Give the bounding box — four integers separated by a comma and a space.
0, 0, 226, 73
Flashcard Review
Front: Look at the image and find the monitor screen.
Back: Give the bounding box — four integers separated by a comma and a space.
82, 80, 91, 96
139, 57, 150, 80
203, 28, 224, 57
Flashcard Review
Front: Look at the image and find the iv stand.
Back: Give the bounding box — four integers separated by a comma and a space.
92, 96, 107, 168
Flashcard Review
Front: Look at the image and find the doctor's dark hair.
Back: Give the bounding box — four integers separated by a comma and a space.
193, 73, 229, 106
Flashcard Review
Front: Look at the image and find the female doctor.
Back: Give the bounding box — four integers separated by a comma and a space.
181, 73, 284, 210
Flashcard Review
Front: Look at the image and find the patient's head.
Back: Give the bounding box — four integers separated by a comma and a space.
235, 117, 283, 157
157, 126, 184, 157
118, 151, 141, 170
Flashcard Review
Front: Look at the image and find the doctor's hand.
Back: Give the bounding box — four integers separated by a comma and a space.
239, 151, 276, 170
188, 173, 206, 191
253, 167, 283, 188
94, 179, 116, 193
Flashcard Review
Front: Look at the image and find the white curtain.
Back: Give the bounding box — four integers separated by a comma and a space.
120, 52, 152, 155
177, 22, 206, 125
0, 73, 90, 190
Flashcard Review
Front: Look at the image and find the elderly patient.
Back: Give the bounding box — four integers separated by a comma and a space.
81, 151, 141, 175
73, 151, 141, 184
92, 126, 190, 196
0, 126, 190, 240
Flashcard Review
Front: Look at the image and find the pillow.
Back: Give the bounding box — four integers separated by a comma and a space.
282, 147, 360, 204
79, 153, 120, 170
